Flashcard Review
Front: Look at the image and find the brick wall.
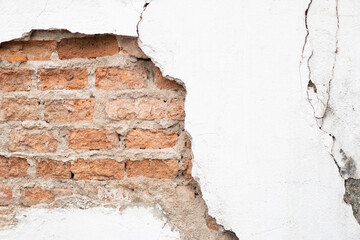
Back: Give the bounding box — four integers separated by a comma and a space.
0, 31, 232, 239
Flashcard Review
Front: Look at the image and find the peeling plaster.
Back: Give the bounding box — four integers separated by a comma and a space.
1, 0, 360, 239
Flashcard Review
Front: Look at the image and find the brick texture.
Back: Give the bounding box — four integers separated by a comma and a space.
125, 129, 178, 149
38, 68, 88, 90
8, 129, 57, 153
95, 66, 147, 90
0, 98, 39, 121
44, 99, 95, 122
0, 40, 57, 62
0, 69, 32, 92
36, 159, 71, 179
0, 156, 28, 178
68, 129, 119, 150
127, 160, 178, 178
58, 35, 119, 59
0, 187, 12, 206
167, 99, 185, 120
71, 159, 124, 180
154, 67, 184, 90
120, 37, 148, 59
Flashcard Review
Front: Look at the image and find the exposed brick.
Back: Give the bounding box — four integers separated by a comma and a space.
95, 66, 147, 90
36, 159, 71, 179
44, 99, 95, 122
8, 129, 57, 153
106, 98, 166, 120
71, 159, 124, 180
183, 159, 192, 179
38, 68, 88, 90
68, 129, 119, 150
106, 99, 137, 120
185, 133, 192, 149
120, 37, 148, 59
0, 188, 12, 206
137, 98, 166, 120
0, 156, 28, 178
0, 69, 32, 92
125, 129, 178, 149
154, 67, 184, 90
20, 188, 72, 206
58, 35, 119, 59
206, 217, 219, 231
127, 160, 178, 178
0, 99, 38, 121
167, 99, 185, 120
0, 40, 57, 62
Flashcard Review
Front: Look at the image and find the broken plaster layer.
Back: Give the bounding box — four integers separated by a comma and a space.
0, 0, 360, 239
139, 0, 360, 239
319, 0, 360, 179
0, 206, 181, 240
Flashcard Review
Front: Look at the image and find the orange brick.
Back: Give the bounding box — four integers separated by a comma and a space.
38, 68, 88, 90
154, 67, 184, 90
0, 187, 12, 206
183, 159, 192, 179
0, 40, 57, 62
125, 129, 178, 149
120, 37, 148, 59
68, 129, 119, 150
184, 133, 192, 149
71, 159, 124, 180
95, 66, 147, 90
0, 98, 39, 121
167, 99, 185, 120
106, 99, 137, 120
20, 188, 71, 206
127, 160, 178, 178
0, 156, 28, 178
206, 217, 219, 231
58, 35, 119, 59
36, 159, 71, 179
0, 69, 32, 92
137, 98, 166, 120
44, 99, 95, 122
8, 129, 57, 153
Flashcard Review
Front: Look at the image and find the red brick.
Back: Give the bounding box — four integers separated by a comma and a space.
36, 159, 71, 179
0, 69, 32, 92
38, 68, 88, 90
0, 40, 57, 62
125, 129, 178, 149
8, 129, 57, 153
120, 37, 148, 59
106, 99, 136, 120
95, 66, 147, 90
68, 129, 119, 150
0, 188, 12, 206
137, 98, 165, 120
20, 188, 72, 206
0, 156, 28, 178
127, 160, 178, 178
206, 217, 219, 231
58, 35, 119, 59
0, 99, 38, 121
154, 67, 184, 90
167, 99, 185, 120
71, 159, 124, 180
44, 99, 95, 122
183, 159, 192, 179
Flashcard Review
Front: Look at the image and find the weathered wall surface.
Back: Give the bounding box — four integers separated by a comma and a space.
1, 0, 360, 239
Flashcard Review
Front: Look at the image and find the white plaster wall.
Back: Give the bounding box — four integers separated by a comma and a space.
0, 206, 180, 240
1, 0, 360, 239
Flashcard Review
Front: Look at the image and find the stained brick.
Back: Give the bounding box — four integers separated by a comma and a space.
8, 129, 57, 153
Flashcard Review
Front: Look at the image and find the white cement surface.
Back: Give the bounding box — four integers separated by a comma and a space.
0, 206, 180, 240
1, 0, 360, 239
